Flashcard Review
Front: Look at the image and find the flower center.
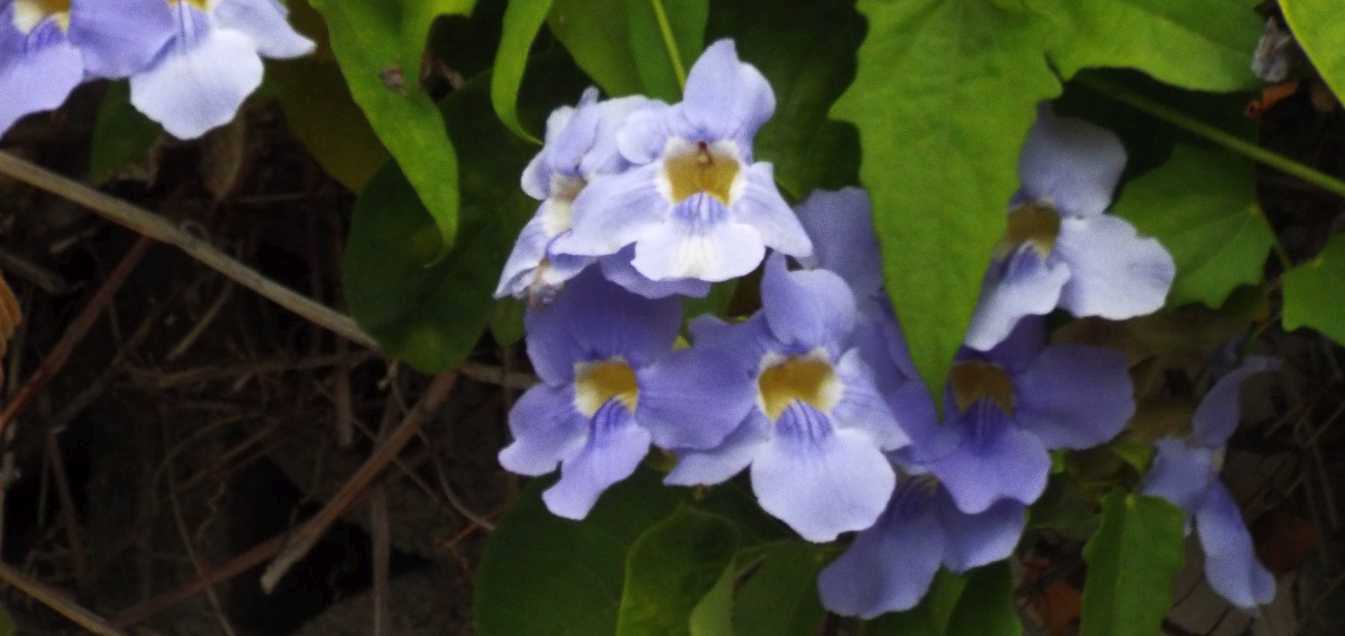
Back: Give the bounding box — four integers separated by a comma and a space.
170, 0, 214, 9
12, 0, 70, 33
757, 355, 839, 421
573, 359, 639, 417
999, 202, 1061, 259
664, 140, 740, 205
949, 360, 1015, 415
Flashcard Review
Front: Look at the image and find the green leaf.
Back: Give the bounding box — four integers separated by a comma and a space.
343, 81, 535, 372
309, 0, 475, 250
492, 0, 553, 142
489, 299, 526, 348
547, 0, 706, 100
1044, 0, 1263, 92
89, 82, 160, 184
1282, 0, 1345, 102
1114, 145, 1273, 308
733, 542, 829, 636
834, 0, 1061, 409
945, 563, 1020, 636
271, 58, 389, 190
1079, 492, 1186, 636
625, 0, 708, 101
474, 470, 685, 636
708, 0, 863, 196
869, 569, 968, 635
618, 507, 740, 636
1284, 233, 1345, 346
689, 556, 736, 636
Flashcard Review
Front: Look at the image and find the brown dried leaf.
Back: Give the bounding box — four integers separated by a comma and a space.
0, 272, 20, 383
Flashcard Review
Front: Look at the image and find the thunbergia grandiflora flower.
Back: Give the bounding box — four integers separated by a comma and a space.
818, 469, 1026, 618
664, 254, 907, 542
0, 0, 173, 134
498, 269, 746, 520
1142, 357, 1279, 609
496, 88, 709, 302
919, 317, 1135, 514
965, 105, 1176, 351
130, 0, 314, 139
552, 39, 813, 283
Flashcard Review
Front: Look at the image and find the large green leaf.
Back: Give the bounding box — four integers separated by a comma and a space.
342, 81, 535, 372
1044, 0, 1263, 92
869, 569, 969, 635
617, 507, 739, 636
944, 563, 1020, 636
1114, 145, 1273, 308
689, 556, 736, 636
1282, 0, 1345, 102
547, 0, 706, 100
310, 0, 475, 250
492, 0, 553, 142
271, 57, 389, 190
708, 0, 863, 197
733, 542, 829, 636
1283, 233, 1345, 346
474, 470, 685, 636
834, 0, 1062, 407
1079, 492, 1186, 636
88, 82, 160, 184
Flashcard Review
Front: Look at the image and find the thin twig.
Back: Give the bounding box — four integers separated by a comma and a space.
45, 431, 89, 589
459, 361, 537, 390
260, 372, 458, 592
370, 485, 390, 636
0, 151, 379, 350
0, 236, 151, 441
162, 420, 238, 636
0, 561, 126, 635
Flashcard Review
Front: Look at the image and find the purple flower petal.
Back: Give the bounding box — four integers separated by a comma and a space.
0, 20, 83, 136
637, 347, 757, 450
1141, 439, 1216, 514
795, 187, 883, 300
817, 482, 945, 618
1014, 344, 1134, 450
965, 245, 1070, 352
69, 0, 176, 78
935, 490, 1026, 571
212, 0, 314, 59
664, 412, 769, 486
552, 163, 668, 258
615, 105, 672, 165
1054, 215, 1175, 320
832, 348, 908, 450
751, 403, 895, 541
629, 198, 767, 282
582, 94, 658, 177
733, 163, 812, 258
1196, 482, 1276, 608
688, 313, 776, 378
499, 383, 587, 476
542, 401, 652, 520
981, 314, 1049, 375
1018, 104, 1126, 218
678, 39, 775, 152
761, 254, 857, 353
130, 8, 264, 139
599, 248, 710, 298
933, 404, 1051, 513
1192, 357, 1279, 449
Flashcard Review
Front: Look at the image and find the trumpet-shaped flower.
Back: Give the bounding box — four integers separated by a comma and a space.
664, 254, 907, 542
965, 105, 1175, 351
818, 472, 1026, 619
496, 88, 709, 301
130, 0, 314, 139
1142, 358, 1278, 609
921, 318, 1134, 514
552, 39, 812, 283
499, 270, 747, 520
0, 0, 174, 135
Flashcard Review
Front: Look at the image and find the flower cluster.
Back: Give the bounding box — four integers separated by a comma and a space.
1, 0, 313, 140
496, 39, 1273, 617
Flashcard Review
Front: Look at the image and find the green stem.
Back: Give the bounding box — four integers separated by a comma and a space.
649, 0, 687, 90
1081, 76, 1345, 200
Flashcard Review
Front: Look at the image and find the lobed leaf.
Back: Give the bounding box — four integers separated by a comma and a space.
1283, 233, 1345, 347
1281, 0, 1345, 102
617, 507, 740, 636
1079, 492, 1186, 636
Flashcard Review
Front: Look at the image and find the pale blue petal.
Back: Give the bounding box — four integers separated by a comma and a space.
964, 245, 1069, 352
665, 412, 769, 486
616, 105, 672, 165
1054, 215, 1175, 320
637, 347, 757, 450
629, 199, 766, 282
1192, 357, 1279, 449
582, 94, 659, 177
761, 253, 856, 353
833, 348, 909, 450
542, 88, 601, 177
982, 314, 1049, 374
688, 314, 777, 379
499, 383, 587, 476
795, 187, 882, 299
0, 22, 82, 135
553, 163, 668, 258
679, 39, 775, 152
733, 163, 812, 258
1014, 344, 1134, 450
751, 404, 895, 542
599, 247, 710, 299
543, 401, 652, 520
495, 214, 550, 299
69, 0, 176, 77
1142, 439, 1216, 514
936, 490, 1026, 571
1196, 482, 1276, 608
1018, 104, 1126, 218
932, 404, 1051, 513
212, 0, 314, 59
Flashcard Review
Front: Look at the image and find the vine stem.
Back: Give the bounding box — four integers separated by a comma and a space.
649, 0, 687, 90
1080, 76, 1345, 200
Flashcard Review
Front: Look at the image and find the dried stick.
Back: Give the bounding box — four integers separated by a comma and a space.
0, 561, 126, 635
0, 236, 151, 440
0, 151, 378, 350
260, 372, 458, 592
